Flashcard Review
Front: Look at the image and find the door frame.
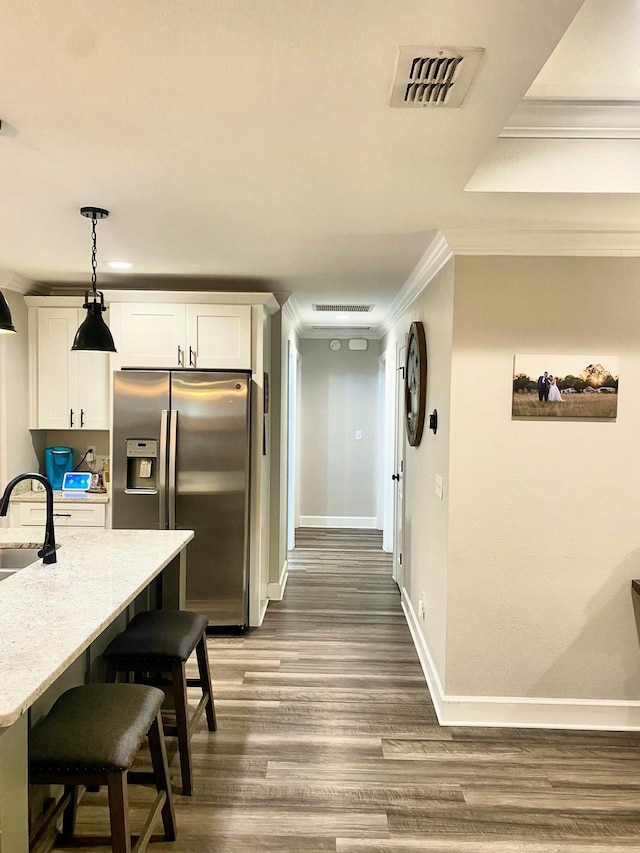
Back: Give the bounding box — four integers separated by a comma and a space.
392, 341, 406, 588
379, 348, 396, 553
286, 340, 301, 550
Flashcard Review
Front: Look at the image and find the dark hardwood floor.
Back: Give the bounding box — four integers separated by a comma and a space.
64, 528, 640, 852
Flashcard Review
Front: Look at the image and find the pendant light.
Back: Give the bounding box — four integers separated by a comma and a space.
71, 206, 117, 352
0, 290, 16, 334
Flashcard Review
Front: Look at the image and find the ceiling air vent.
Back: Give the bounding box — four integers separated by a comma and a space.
390, 46, 484, 108
313, 304, 373, 313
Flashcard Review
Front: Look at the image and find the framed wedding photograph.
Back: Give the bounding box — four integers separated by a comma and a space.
512, 354, 619, 419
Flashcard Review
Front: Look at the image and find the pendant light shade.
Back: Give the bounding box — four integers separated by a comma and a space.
0, 290, 16, 334
71, 206, 117, 353
71, 290, 116, 352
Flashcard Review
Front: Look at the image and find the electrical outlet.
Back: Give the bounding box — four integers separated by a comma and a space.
86, 446, 96, 464
419, 592, 426, 621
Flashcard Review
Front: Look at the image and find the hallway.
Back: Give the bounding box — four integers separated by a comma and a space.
74, 529, 640, 851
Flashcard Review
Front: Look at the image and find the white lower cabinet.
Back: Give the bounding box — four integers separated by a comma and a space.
10, 502, 107, 528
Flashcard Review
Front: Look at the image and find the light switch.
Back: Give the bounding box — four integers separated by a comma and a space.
435, 474, 443, 500
355, 430, 362, 440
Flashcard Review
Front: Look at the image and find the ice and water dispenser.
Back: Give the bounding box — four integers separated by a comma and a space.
125, 439, 158, 492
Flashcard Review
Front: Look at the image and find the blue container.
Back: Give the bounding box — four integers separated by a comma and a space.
44, 446, 74, 490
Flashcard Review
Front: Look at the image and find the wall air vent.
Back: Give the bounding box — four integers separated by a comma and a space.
390, 46, 484, 108
313, 304, 373, 313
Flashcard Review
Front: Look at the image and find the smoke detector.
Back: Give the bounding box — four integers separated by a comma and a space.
390, 46, 484, 108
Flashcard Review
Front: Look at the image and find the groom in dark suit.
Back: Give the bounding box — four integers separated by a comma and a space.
537, 371, 550, 402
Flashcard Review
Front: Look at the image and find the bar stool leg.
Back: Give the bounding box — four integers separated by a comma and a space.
172, 661, 193, 795
105, 660, 119, 683
107, 771, 131, 853
148, 711, 177, 840
196, 634, 217, 732
61, 784, 78, 841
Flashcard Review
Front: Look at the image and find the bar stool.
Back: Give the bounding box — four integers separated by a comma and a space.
29, 683, 176, 853
103, 610, 217, 795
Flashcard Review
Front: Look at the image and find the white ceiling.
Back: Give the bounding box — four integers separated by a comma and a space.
2, 0, 637, 337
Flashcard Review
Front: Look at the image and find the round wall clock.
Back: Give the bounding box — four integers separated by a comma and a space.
405, 321, 427, 446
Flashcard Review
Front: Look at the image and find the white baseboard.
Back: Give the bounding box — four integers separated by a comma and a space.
299, 516, 378, 529
401, 588, 445, 722
401, 588, 640, 731
267, 560, 288, 601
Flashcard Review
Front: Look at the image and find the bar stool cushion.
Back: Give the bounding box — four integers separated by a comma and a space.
29, 684, 165, 773
103, 610, 208, 663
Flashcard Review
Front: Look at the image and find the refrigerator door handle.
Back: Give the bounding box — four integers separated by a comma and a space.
168, 409, 178, 529
159, 409, 169, 529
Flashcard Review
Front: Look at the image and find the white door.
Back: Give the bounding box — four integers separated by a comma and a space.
186, 304, 252, 369
392, 343, 406, 588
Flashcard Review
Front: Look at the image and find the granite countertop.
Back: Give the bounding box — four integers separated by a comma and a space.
0, 526, 193, 726
9, 488, 110, 504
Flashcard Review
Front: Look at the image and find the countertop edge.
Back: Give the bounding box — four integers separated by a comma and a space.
0, 528, 194, 727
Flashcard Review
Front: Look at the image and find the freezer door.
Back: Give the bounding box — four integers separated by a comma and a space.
112, 371, 170, 530
171, 372, 250, 627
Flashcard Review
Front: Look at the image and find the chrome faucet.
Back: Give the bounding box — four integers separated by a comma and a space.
0, 474, 57, 564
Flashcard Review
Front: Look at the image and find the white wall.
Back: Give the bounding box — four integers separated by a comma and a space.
0, 289, 38, 499
447, 256, 640, 715
384, 259, 455, 687
299, 338, 381, 528
384, 252, 640, 729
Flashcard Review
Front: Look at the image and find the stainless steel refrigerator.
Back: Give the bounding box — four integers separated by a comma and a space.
112, 369, 251, 629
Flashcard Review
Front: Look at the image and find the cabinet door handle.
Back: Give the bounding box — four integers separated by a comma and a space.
80, 409, 85, 428
189, 346, 196, 367
177, 345, 184, 367
69, 409, 74, 428
53, 513, 72, 518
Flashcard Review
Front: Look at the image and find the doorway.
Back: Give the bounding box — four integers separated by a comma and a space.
286, 341, 301, 551
393, 342, 406, 589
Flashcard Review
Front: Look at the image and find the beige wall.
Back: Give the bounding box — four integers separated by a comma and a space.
299, 338, 381, 524
448, 256, 640, 701
0, 290, 38, 495
384, 259, 455, 683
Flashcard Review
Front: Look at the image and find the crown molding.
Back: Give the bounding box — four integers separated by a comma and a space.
501, 98, 640, 139
0, 271, 42, 295
282, 294, 304, 336
378, 232, 453, 338
444, 228, 640, 257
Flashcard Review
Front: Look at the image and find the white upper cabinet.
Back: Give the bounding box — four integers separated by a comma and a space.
116, 303, 252, 369
32, 307, 110, 430
116, 303, 186, 368
185, 304, 252, 369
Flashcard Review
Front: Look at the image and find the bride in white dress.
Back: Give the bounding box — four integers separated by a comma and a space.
548, 376, 563, 402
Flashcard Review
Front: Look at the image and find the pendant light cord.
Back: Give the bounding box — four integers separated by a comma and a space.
90, 215, 98, 296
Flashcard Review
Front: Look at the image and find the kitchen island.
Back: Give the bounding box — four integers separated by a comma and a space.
0, 526, 194, 853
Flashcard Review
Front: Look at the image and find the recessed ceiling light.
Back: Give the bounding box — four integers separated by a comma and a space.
105, 261, 133, 270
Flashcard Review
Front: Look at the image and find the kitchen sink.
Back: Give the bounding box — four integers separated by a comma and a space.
0, 544, 45, 572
